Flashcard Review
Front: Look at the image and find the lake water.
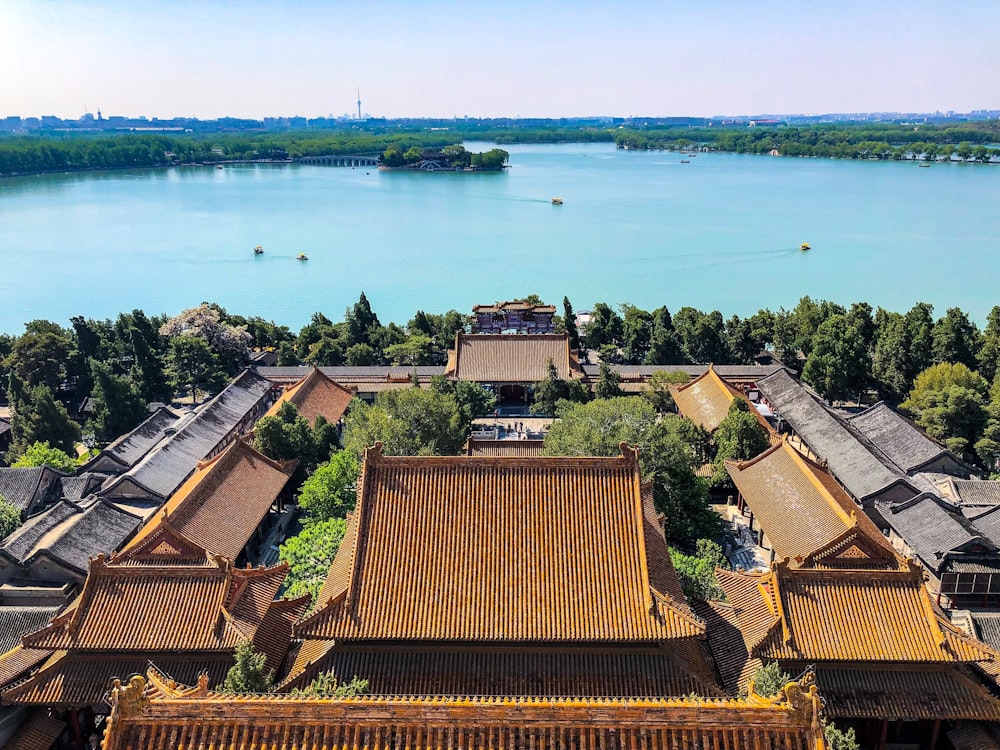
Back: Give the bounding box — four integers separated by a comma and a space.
1, 142, 998, 333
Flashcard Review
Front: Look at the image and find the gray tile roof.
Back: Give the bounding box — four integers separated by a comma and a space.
1, 501, 83, 563
97, 406, 186, 469
757, 370, 916, 502
57, 473, 104, 503
877, 494, 979, 573
0, 605, 61, 653
847, 402, 962, 474
100, 370, 274, 501
0, 466, 64, 514
972, 612, 1000, 651
257, 365, 444, 384
969, 506, 1000, 549
952, 480, 1000, 507
42, 501, 142, 574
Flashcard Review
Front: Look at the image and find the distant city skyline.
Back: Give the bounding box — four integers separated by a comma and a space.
2, 0, 998, 120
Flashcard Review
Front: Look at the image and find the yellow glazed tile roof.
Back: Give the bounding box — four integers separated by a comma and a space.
670, 365, 768, 432
445, 333, 582, 382
263, 366, 355, 424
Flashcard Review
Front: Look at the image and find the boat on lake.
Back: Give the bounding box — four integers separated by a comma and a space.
297, 253, 308, 261
680, 160, 691, 164
551, 198, 563, 205
919, 163, 932, 168
800, 243, 811, 251
253, 245, 264, 255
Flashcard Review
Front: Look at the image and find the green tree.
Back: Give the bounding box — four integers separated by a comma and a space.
673, 308, 731, 364
726, 315, 764, 365
645, 307, 685, 364
543, 398, 715, 546
12, 441, 79, 473
159, 303, 251, 376
530, 359, 590, 416
384, 334, 435, 366
166, 334, 226, 402
345, 343, 377, 366
220, 640, 273, 694
669, 539, 728, 601
278, 517, 347, 601
824, 724, 860, 750
276, 341, 300, 366
801, 314, 872, 403
621, 305, 653, 364
956, 141, 974, 161
563, 297, 580, 351
297, 451, 360, 522
345, 292, 381, 348
129, 326, 170, 402
583, 303, 623, 351
430, 377, 496, 426
8, 383, 82, 458
87, 359, 148, 443
752, 662, 790, 698
594, 362, 623, 399
3, 327, 73, 392
343, 388, 466, 457
979, 307, 1000, 384
872, 310, 910, 402
711, 400, 771, 485
292, 673, 370, 697
641, 370, 690, 414
0, 496, 21, 540
932, 307, 981, 371
901, 363, 988, 458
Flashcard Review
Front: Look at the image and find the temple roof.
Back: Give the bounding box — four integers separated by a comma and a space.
847, 402, 972, 476
876, 494, 989, 574
116, 439, 292, 562
262, 366, 355, 425
445, 333, 582, 382
0, 466, 64, 515
669, 365, 770, 433
756, 371, 917, 502
4, 709, 66, 750
725, 440, 899, 565
99, 369, 275, 501
296, 443, 701, 643
717, 560, 994, 663
100, 669, 827, 750
84, 406, 185, 472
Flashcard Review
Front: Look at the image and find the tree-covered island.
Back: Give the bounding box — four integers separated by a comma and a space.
378, 144, 509, 171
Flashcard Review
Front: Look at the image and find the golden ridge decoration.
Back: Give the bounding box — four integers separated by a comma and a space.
110, 675, 149, 718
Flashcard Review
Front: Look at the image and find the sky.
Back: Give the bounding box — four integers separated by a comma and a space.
1, 0, 998, 120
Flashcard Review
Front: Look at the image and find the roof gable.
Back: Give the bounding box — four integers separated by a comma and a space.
297, 443, 701, 642
726, 440, 898, 564
718, 561, 993, 663
848, 402, 969, 475
118, 439, 292, 561
670, 365, 767, 433
877, 494, 984, 572
0, 466, 62, 514
264, 367, 355, 425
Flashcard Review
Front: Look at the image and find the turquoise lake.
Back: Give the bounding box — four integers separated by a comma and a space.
1, 142, 998, 333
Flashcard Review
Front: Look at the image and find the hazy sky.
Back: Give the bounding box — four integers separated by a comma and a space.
2, 0, 997, 120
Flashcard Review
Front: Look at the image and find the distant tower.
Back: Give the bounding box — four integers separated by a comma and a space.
357, 89, 362, 120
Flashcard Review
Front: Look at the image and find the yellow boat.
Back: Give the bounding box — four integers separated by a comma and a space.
253, 245, 263, 255
551, 198, 563, 205
297, 253, 308, 261
800, 243, 811, 251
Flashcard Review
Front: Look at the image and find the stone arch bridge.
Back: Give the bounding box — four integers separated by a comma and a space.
295, 154, 380, 167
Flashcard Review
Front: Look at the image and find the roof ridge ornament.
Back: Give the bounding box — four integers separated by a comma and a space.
618, 442, 640, 466
109, 675, 149, 718
365, 442, 384, 464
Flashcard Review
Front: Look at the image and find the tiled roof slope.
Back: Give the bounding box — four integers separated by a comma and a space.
4, 710, 65, 750
263, 366, 355, 425
670, 365, 771, 433
847, 402, 968, 474
0, 467, 64, 515
726, 440, 898, 564
101, 669, 827, 750
465, 439, 544, 457
89, 406, 185, 470
58, 473, 104, 503
876, 494, 983, 573
0, 606, 61, 654
951, 479, 1000, 507
0, 500, 142, 575
445, 333, 582, 382
100, 370, 274, 501
297, 443, 701, 642
20, 555, 288, 652
756, 370, 916, 502
118, 439, 292, 561
717, 561, 992, 663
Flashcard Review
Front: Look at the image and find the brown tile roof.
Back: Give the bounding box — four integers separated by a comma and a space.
717, 561, 994, 663
669, 365, 769, 433
101, 670, 827, 750
693, 600, 752, 695
4, 709, 65, 750
465, 439, 545, 457
263, 367, 355, 425
725, 440, 899, 564
0, 646, 51, 688
116, 440, 292, 562
782, 662, 1000, 721
20, 556, 289, 652
296, 443, 700, 643
445, 333, 582, 382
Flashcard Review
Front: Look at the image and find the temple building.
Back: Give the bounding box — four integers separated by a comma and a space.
261, 365, 355, 426
471, 301, 556, 334
444, 331, 584, 406
670, 364, 773, 433
0, 550, 304, 748
713, 558, 1000, 750
279, 443, 714, 697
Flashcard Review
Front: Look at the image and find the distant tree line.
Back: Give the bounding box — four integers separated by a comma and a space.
379, 143, 509, 170
615, 123, 1000, 162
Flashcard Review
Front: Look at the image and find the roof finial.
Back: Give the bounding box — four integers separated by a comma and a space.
365, 441, 384, 464
109, 675, 149, 718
